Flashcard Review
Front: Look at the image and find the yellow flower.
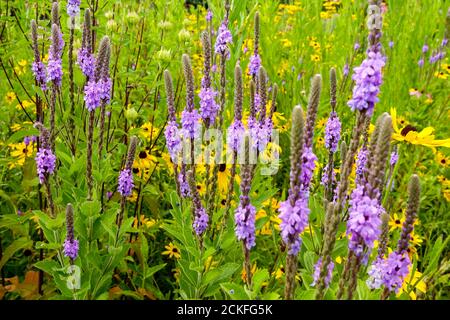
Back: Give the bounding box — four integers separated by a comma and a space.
196, 182, 206, 197
335, 256, 343, 264
389, 213, 404, 232
396, 268, 426, 300
272, 112, 288, 132
134, 215, 157, 229
127, 190, 138, 203
217, 164, 230, 193
140, 123, 159, 141
281, 38, 292, 48
390, 108, 450, 149
434, 71, 448, 79
437, 175, 450, 187
409, 231, 423, 247
316, 136, 325, 147
241, 263, 257, 282
272, 265, 286, 279
255, 209, 267, 220
162, 243, 181, 259
316, 117, 327, 130
311, 54, 320, 62
8, 142, 35, 169
5, 92, 16, 104
436, 151, 449, 167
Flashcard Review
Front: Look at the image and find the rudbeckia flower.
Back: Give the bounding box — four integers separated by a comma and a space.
390, 108, 450, 149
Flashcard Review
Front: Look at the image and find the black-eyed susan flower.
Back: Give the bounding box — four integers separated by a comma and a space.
5, 92, 16, 104
389, 213, 405, 232
217, 163, 230, 193
8, 142, 36, 169
396, 268, 426, 300
391, 108, 450, 149
436, 152, 449, 167
162, 242, 181, 259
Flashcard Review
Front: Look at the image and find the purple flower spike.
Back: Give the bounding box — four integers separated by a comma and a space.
77, 48, 96, 78
227, 120, 245, 152
324, 111, 341, 153
347, 51, 385, 115
35, 148, 57, 184
84, 81, 102, 112
67, 0, 81, 18
198, 87, 219, 125
32, 61, 47, 90
214, 22, 232, 59
193, 207, 209, 235
234, 202, 256, 250
278, 197, 309, 255
118, 168, 134, 197
248, 54, 261, 76
164, 120, 181, 161
347, 185, 383, 257
63, 238, 79, 260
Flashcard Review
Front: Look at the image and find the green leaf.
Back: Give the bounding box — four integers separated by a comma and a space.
220, 283, 250, 300
0, 237, 33, 270
144, 263, 167, 280
251, 269, 270, 295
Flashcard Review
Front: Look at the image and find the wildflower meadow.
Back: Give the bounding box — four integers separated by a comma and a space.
0, 0, 449, 303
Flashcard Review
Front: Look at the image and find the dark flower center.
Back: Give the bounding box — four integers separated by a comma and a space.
221, 199, 226, 205
400, 124, 417, 137
219, 163, 226, 172
441, 159, 446, 164
395, 219, 401, 224
133, 168, 140, 174
197, 185, 202, 190
139, 151, 147, 159
172, 248, 178, 253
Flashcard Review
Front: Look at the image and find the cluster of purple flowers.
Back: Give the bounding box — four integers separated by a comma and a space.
198, 87, 219, 125
278, 197, 309, 255
347, 184, 383, 258
324, 111, 341, 153
311, 258, 334, 288
35, 148, 57, 184
84, 78, 112, 112
234, 201, 256, 250
300, 147, 317, 190
77, 48, 96, 78
347, 51, 385, 115
164, 121, 181, 161
367, 252, 411, 293
227, 120, 245, 152
63, 238, 79, 260
355, 147, 368, 183
214, 22, 232, 58
178, 171, 190, 198
32, 61, 47, 90
248, 54, 261, 76
118, 168, 134, 197
193, 207, 209, 235
67, 0, 81, 18
181, 109, 201, 139
47, 25, 64, 87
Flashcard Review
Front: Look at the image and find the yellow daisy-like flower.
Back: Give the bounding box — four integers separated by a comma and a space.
409, 231, 423, 247
196, 182, 206, 197
311, 54, 320, 62
217, 164, 231, 193
388, 213, 404, 232
437, 175, 450, 187
133, 215, 157, 229
316, 117, 327, 130
436, 151, 449, 167
335, 256, 343, 264
390, 108, 450, 149
140, 123, 159, 141
162, 243, 181, 259
434, 71, 448, 79
5, 92, 16, 104
442, 63, 450, 73
272, 265, 286, 279
8, 142, 35, 169
396, 268, 426, 300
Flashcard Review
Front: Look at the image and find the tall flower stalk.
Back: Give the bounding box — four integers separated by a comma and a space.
208, 0, 232, 215
67, 1, 80, 156
47, 3, 64, 150
316, 0, 385, 299
85, 36, 111, 200
234, 136, 256, 288
225, 64, 244, 220
63, 203, 79, 264
35, 122, 57, 218
116, 136, 138, 242
164, 70, 181, 196
278, 105, 305, 300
